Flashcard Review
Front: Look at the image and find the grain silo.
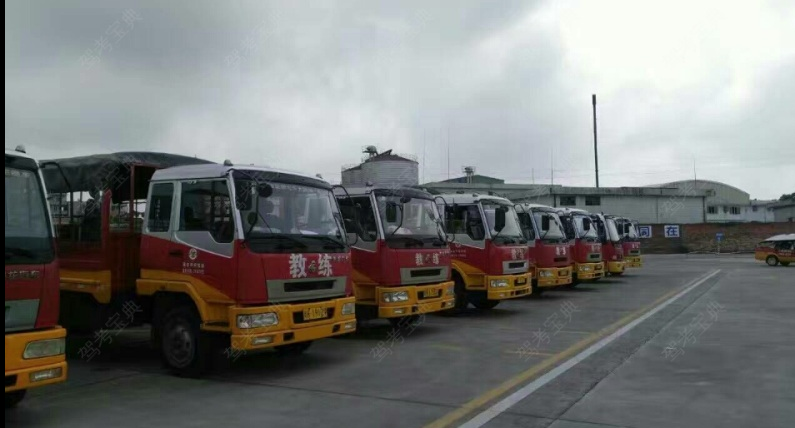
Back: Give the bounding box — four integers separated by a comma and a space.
341, 146, 419, 187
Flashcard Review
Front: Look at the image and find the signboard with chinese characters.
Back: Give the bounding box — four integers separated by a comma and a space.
716, 232, 724, 242
664, 225, 680, 238
638, 225, 652, 239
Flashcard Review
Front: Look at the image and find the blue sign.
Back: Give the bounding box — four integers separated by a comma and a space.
716, 232, 724, 242
664, 225, 680, 238
638, 226, 652, 238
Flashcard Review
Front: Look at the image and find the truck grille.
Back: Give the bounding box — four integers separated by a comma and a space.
554, 257, 567, 262
284, 280, 335, 293
293, 308, 335, 324
410, 269, 442, 278
630, 250, 641, 256
588, 253, 601, 261
508, 262, 525, 269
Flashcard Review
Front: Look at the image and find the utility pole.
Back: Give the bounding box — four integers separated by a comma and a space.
592, 94, 600, 188
447, 126, 450, 180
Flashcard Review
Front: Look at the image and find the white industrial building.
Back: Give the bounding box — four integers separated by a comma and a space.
418, 175, 784, 225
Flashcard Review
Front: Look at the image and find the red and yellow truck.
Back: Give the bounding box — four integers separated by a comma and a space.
434, 193, 531, 311
334, 186, 455, 327
41, 152, 356, 376
515, 204, 573, 295
6, 147, 67, 408
592, 213, 625, 276
556, 208, 605, 283
616, 217, 642, 268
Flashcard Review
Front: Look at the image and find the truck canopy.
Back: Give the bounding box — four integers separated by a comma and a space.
40, 152, 215, 201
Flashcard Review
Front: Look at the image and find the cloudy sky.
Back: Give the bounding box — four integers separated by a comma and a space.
5, 0, 794, 199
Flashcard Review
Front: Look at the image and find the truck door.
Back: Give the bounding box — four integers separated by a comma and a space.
168, 179, 239, 299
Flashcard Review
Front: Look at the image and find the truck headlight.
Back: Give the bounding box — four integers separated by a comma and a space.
490, 279, 509, 288
382, 291, 409, 303
237, 313, 279, 329
579, 265, 592, 272
539, 270, 553, 278
341, 302, 356, 315
23, 338, 65, 359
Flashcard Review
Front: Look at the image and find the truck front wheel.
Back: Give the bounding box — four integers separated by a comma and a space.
469, 293, 500, 310
5, 390, 26, 409
766, 255, 779, 266
161, 305, 209, 378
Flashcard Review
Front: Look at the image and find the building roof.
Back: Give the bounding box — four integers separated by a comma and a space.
342, 149, 417, 172
440, 174, 505, 185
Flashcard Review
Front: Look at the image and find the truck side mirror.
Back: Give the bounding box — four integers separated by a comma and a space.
541, 215, 550, 231
257, 183, 273, 198
386, 202, 398, 223
494, 207, 506, 231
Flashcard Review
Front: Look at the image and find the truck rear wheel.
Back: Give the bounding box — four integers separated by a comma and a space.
766, 255, 779, 266
161, 305, 209, 378
5, 390, 26, 409
275, 341, 312, 356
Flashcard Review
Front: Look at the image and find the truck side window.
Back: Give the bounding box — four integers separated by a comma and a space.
148, 183, 174, 232
338, 196, 377, 242
445, 205, 484, 240
517, 212, 536, 240
180, 180, 234, 244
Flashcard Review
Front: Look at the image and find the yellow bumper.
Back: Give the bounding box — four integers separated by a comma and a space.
377, 281, 456, 318
625, 256, 642, 268
536, 267, 573, 287
607, 261, 626, 274
574, 262, 605, 280
5, 327, 68, 393
229, 296, 357, 351
484, 273, 532, 300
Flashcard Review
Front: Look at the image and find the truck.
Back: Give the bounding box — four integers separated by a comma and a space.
40, 152, 356, 376
6, 147, 67, 408
434, 193, 531, 311
616, 217, 642, 268
591, 213, 625, 276
334, 186, 456, 327
556, 208, 605, 283
515, 203, 573, 294
755, 234, 795, 267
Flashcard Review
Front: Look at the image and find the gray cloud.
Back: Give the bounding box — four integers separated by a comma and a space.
5, 0, 794, 199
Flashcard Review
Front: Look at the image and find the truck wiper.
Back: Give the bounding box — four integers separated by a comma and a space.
251, 234, 308, 250
5, 247, 37, 260
424, 236, 446, 247
308, 235, 347, 250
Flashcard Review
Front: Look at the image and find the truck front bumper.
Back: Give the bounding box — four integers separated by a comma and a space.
376, 281, 456, 318
230, 296, 357, 351
625, 256, 643, 268
5, 327, 68, 393
485, 273, 532, 300
607, 261, 626, 274
574, 262, 605, 280
535, 267, 573, 287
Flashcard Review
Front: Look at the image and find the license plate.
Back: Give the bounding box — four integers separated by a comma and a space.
303, 307, 328, 321
516, 277, 526, 285
424, 288, 440, 298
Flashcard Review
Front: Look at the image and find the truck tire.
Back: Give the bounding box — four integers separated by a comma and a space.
530, 281, 545, 297
766, 255, 779, 266
469, 292, 500, 310
388, 315, 421, 330
274, 341, 312, 356
160, 305, 210, 378
5, 390, 26, 409
443, 275, 469, 315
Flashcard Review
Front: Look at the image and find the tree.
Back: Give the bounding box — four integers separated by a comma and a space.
780, 192, 795, 202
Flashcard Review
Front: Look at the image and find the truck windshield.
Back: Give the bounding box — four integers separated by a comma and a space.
627, 222, 639, 240
482, 202, 526, 245
605, 219, 622, 243
237, 180, 347, 253
5, 166, 55, 264
573, 215, 598, 240
533, 211, 566, 242
377, 195, 445, 248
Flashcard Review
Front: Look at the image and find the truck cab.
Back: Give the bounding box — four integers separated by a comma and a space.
435, 193, 531, 311
592, 213, 625, 276
334, 186, 455, 327
515, 203, 573, 294
557, 208, 604, 282
617, 217, 642, 268
41, 153, 356, 376
5, 147, 67, 408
